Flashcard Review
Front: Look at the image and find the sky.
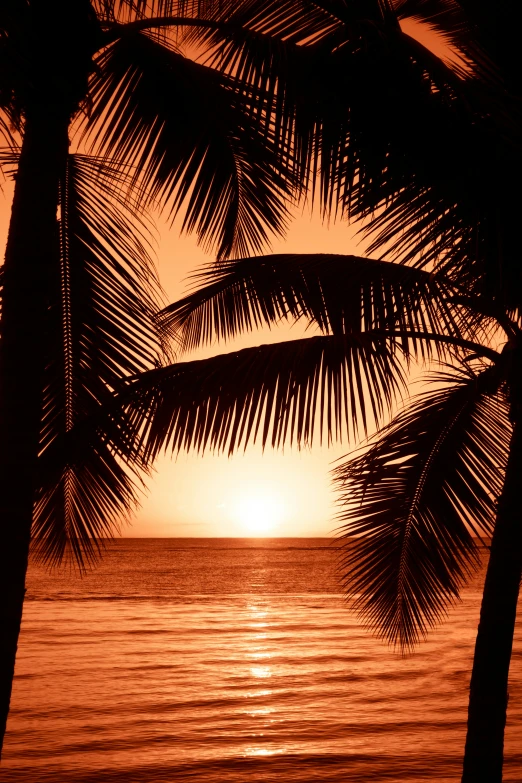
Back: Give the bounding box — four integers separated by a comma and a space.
131, 19, 463, 538
0, 18, 452, 539
116, 210, 368, 538
0, 182, 374, 538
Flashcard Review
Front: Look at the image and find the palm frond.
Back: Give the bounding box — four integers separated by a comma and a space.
453, 0, 520, 89
84, 31, 292, 259
55, 154, 164, 385
91, 0, 511, 295
122, 333, 407, 461
193, 0, 485, 216
33, 423, 144, 569
161, 253, 488, 358
186, 0, 346, 47
334, 363, 510, 650
33, 153, 165, 567
0, 113, 17, 146
188, 2, 389, 206
396, 0, 467, 39
358, 101, 522, 311
0, 146, 18, 178
394, 0, 496, 78
94, 0, 224, 22
190, 0, 515, 314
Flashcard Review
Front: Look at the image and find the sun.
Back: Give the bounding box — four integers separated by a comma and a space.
233, 491, 285, 536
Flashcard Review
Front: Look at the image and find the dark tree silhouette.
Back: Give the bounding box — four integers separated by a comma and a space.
145, 3, 519, 780
114, 0, 519, 768
121, 251, 518, 783
0, 0, 296, 755
1, 2, 518, 781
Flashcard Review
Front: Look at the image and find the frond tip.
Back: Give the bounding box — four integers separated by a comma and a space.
33, 424, 144, 569
334, 364, 509, 651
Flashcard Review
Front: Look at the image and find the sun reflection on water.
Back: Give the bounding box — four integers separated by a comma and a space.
241, 601, 280, 757
247, 604, 267, 617
244, 746, 279, 757
245, 688, 272, 698
250, 666, 271, 678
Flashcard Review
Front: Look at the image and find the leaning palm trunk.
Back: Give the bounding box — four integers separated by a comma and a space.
463, 412, 522, 781
0, 107, 69, 754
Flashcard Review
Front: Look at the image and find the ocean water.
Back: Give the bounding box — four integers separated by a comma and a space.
1, 538, 522, 782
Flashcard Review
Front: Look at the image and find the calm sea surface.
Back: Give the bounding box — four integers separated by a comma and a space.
1, 538, 522, 782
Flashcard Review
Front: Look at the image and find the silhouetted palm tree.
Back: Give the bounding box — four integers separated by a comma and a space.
160, 3, 520, 780
1, 0, 516, 779
0, 0, 483, 754
0, 0, 297, 754
120, 250, 517, 782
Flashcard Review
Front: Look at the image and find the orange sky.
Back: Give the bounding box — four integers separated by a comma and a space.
136, 208, 372, 538
132, 19, 462, 538
0, 18, 453, 538
141, 166, 492, 537
0, 184, 371, 537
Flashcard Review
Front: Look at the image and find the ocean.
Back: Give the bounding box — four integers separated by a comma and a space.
1, 538, 521, 782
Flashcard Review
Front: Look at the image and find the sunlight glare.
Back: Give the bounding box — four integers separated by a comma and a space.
233, 491, 285, 536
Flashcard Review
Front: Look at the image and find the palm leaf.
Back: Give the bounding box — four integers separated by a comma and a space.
191, 0, 516, 316
0, 147, 18, 179
184, 0, 345, 53
33, 153, 165, 567
53, 153, 164, 385
0, 114, 16, 146
363, 134, 522, 312
33, 424, 145, 568
84, 31, 292, 259
160, 253, 485, 355
333, 363, 510, 650
182, 1, 385, 194
122, 333, 407, 460
193, 0, 484, 214
454, 0, 519, 88
91, 1, 510, 299
95, 1, 223, 20
395, 0, 496, 78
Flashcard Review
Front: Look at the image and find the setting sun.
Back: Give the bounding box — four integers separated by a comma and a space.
232, 491, 285, 536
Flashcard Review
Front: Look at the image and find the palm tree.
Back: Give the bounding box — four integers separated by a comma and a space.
117, 251, 518, 782
110, 2, 518, 780
0, 0, 297, 754
1, 0, 515, 776
168, 4, 519, 778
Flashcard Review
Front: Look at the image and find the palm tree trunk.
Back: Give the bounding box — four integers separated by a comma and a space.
462, 418, 522, 782
0, 108, 69, 756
